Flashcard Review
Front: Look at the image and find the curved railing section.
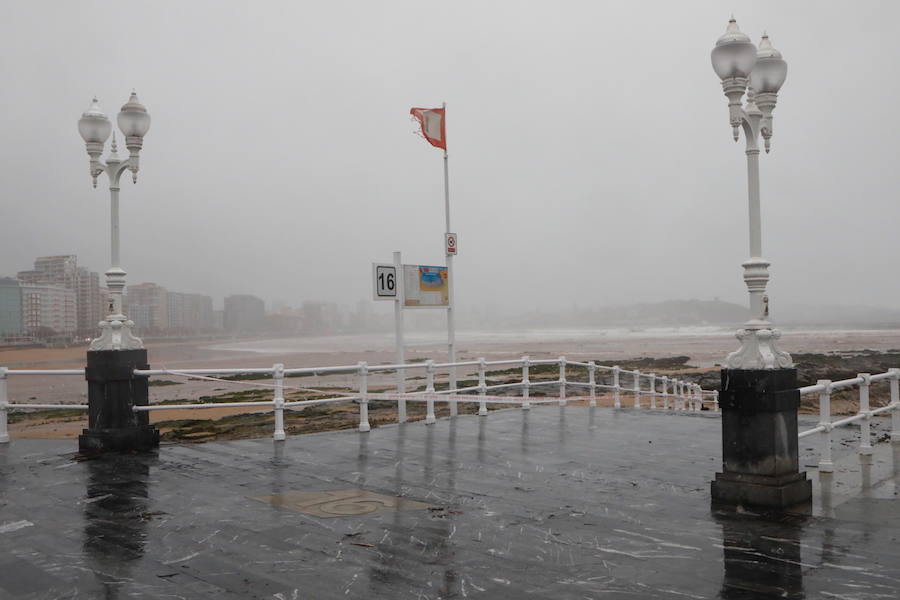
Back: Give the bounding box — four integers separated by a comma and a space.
798, 370, 900, 471
6, 362, 898, 455
0, 358, 717, 442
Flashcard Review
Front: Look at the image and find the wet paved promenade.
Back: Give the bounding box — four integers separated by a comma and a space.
1, 407, 899, 599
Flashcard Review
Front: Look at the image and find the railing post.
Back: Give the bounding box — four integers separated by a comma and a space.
588, 361, 597, 408
713, 389, 719, 412
633, 369, 641, 409
677, 380, 684, 410
613, 366, 621, 409
273, 363, 286, 441
478, 358, 488, 416
817, 380, 834, 473
661, 376, 669, 409
890, 368, 900, 442
859, 373, 872, 456
558, 356, 567, 406
0, 367, 9, 444
649, 373, 656, 409
358, 362, 370, 432
425, 360, 436, 425
693, 384, 701, 411
522, 355, 531, 411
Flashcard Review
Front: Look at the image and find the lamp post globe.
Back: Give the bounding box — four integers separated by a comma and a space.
78, 98, 112, 144
711, 17, 757, 81
117, 91, 151, 182
78, 98, 112, 186
117, 91, 151, 138
750, 34, 787, 95
750, 34, 786, 153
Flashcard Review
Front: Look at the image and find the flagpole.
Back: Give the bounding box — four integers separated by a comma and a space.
443, 102, 457, 414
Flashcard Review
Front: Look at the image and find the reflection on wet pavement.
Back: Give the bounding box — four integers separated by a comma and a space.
0, 407, 898, 598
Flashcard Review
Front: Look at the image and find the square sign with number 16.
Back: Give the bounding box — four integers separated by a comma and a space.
372, 264, 397, 300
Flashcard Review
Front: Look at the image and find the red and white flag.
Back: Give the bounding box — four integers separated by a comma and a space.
410, 106, 446, 150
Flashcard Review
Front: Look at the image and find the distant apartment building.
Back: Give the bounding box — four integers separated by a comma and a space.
167, 291, 214, 334
34, 255, 78, 288
0, 278, 23, 337
75, 267, 103, 335
20, 284, 77, 338
18, 256, 102, 336
126, 283, 169, 333
224, 294, 265, 333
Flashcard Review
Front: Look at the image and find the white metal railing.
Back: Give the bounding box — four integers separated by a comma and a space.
0, 357, 716, 443
798, 370, 900, 472
0, 366, 88, 443
8, 362, 896, 465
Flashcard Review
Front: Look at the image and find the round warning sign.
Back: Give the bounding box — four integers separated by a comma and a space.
445, 233, 457, 256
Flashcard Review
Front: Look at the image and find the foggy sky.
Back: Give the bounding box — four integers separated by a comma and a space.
3, 1, 899, 317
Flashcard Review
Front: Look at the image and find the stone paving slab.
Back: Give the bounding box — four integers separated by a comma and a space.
1, 407, 898, 599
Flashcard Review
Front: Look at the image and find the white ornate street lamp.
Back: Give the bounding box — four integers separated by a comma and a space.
78, 92, 151, 351
711, 18, 791, 370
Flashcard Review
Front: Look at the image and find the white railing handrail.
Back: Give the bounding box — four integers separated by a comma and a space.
4, 369, 86, 376
0, 356, 717, 443
798, 368, 900, 472
6, 359, 896, 472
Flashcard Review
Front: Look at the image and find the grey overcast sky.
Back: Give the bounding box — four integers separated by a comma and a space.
2, 1, 899, 314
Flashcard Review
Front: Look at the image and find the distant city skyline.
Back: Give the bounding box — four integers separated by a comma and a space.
4, 250, 898, 345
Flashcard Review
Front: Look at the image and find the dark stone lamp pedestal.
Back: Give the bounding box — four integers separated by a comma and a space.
78, 349, 159, 452
711, 368, 812, 509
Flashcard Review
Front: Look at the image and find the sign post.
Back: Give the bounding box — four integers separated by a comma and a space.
393, 251, 406, 422
372, 257, 406, 422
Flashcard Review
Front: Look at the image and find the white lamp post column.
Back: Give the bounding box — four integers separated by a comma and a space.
711, 19, 791, 370
78, 92, 151, 351
710, 18, 811, 510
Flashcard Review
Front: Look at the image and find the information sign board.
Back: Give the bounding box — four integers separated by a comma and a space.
402, 265, 449, 308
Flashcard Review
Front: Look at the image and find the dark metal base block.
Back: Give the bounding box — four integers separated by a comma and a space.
81, 348, 158, 453
78, 426, 159, 453
711, 471, 812, 509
